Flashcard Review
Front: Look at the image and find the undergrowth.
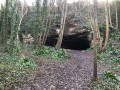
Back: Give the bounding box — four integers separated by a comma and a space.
89, 35, 120, 89
0, 54, 36, 90
98, 43, 120, 63
111, 32, 120, 42
34, 46, 68, 59
16, 56, 36, 69
89, 71, 120, 90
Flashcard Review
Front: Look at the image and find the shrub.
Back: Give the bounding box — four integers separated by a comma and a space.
105, 43, 119, 55
109, 57, 120, 63
34, 46, 51, 55
111, 32, 120, 42
34, 46, 68, 59
89, 71, 120, 90
98, 43, 119, 63
102, 71, 120, 81
16, 56, 36, 69
51, 48, 68, 59
4, 45, 19, 54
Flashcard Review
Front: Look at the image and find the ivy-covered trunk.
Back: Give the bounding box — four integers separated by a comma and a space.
9, 3, 20, 54
33, 0, 48, 49
0, 0, 9, 46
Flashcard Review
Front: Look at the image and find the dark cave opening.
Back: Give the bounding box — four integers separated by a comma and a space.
61, 39, 90, 50
46, 38, 91, 50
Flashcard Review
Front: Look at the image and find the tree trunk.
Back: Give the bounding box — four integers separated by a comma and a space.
93, 0, 98, 80
55, 0, 68, 49
55, 13, 64, 49
115, 1, 118, 32
116, 9, 118, 32
108, 3, 112, 27
102, 1, 109, 52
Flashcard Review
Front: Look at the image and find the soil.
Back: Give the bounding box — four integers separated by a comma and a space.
16, 49, 119, 90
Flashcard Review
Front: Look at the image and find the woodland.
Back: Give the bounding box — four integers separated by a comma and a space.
0, 0, 120, 90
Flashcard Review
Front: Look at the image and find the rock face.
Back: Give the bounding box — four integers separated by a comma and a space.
22, 34, 34, 44
46, 29, 91, 50
46, 14, 91, 50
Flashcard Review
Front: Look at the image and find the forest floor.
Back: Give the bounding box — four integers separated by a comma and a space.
16, 49, 119, 90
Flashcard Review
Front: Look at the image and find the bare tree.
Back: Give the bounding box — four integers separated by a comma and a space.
55, 0, 68, 49
102, 0, 109, 52
88, 1, 102, 50
93, 0, 98, 80
42, 0, 55, 45
114, 0, 118, 32
108, 2, 112, 27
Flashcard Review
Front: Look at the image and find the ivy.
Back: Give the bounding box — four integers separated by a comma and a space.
9, 3, 20, 54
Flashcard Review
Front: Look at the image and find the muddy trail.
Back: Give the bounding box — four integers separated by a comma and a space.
17, 50, 108, 90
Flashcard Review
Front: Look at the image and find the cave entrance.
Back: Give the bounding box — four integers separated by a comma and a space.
46, 38, 91, 50
61, 39, 90, 50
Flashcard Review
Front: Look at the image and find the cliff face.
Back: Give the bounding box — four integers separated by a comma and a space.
46, 14, 91, 50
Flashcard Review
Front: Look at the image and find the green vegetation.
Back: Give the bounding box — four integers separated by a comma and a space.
98, 43, 119, 63
111, 32, 120, 42
16, 56, 36, 69
0, 53, 36, 89
34, 46, 68, 59
0, 44, 68, 89
92, 33, 120, 89
89, 71, 120, 90
117, 65, 120, 70
9, 5, 20, 54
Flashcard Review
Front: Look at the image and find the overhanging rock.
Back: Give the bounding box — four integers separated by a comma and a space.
46, 29, 91, 50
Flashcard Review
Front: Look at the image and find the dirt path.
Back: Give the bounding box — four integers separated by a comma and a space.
17, 50, 107, 90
